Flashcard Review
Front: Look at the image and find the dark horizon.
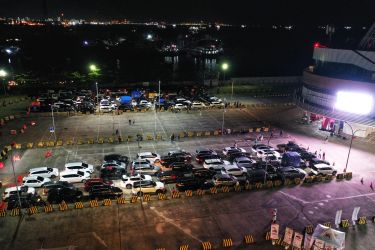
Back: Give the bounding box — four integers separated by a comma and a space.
0, 0, 374, 25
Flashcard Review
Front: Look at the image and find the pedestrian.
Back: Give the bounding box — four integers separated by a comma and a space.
279, 130, 283, 137
322, 152, 326, 161
371, 182, 374, 191
318, 153, 321, 159
361, 178, 364, 185
260, 134, 264, 141
129, 119, 131, 125
171, 133, 175, 141
115, 129, 119, 135
234, 141, 238, 148
255, 138, 258, 145
314, 150, 318, 156
133, 120, 135, 125
270, 131, 273, 138
324, 136, 328, 144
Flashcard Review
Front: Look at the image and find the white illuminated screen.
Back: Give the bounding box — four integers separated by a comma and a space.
335, 91, 373, 115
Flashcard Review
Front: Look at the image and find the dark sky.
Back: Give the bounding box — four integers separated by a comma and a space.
0, 0, 374, 25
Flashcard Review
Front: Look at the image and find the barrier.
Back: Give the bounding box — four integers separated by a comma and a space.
88, 138, 94, 144
143, 194, 151, 202
221, 186, 230, 193
158, 193, 167, 200
103, 199, 112, 206
266, 180, 273, 188
304, 225, 314, 234
108, 137, 114, 143
66, 139, 73, 145
245, 183, 252, 190
234, 185, 241, 192
265, 231, 271, 240
98, 138, 104, 144
255, 182, 263, 189
273, 180, 282, 187
294, 178, 301, 185
196, 132, 202, 137
10, 208, 20, 216
90, 200, 99, 207
244, 235, 255, 244
196, 189, 205, 196
44, 204, 53, 213
118, 136, 124, 142
37, 142, 45, 148
315, 175, 323, 182
210, 187, 217, 194
222, 238, 233, 248
172, 191, 181, 199
117, 197, 127, 204
345, 172, 353, 179
146, 135, 154, 141
156, 248, 165, 250
325, 174, 333, 181
204, 131, 211, 136
26, 142, 34, 149
47, 141, 55, 147
14, 143, 21, 149
249, 128, 254, 133
358, 216, 367, 225
56, 140, 63, 146
28, 206, 38, 215
0, 209, 6, 217
179, 244, 189, 250
130, 196, 138, 203
213, 130, 219, 136
256, 128, 261, 132
284, 179, 292, 185
156, 135, 163, 140
179, 132, 185, 138
127, 135, 134, 142
59, 201, 68, 211
341, 219, 350, 228
202, 241, 212, 250
77, 138, 84, 145
74, 202, 84, 209
336, 173, 345, 180
188, 131, 194, 137
323, 222, 331, 228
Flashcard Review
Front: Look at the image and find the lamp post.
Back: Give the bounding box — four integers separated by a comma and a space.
154, 81, 161, 140
343, 122, 365, 173
221, 62, 229, 85
51, 104, 57, 141
221, 98, 227, 136
0, 69, 7, 95
10, 150, 23, 214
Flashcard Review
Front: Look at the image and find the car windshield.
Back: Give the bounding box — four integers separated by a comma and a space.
82, 163, 88, 167
37, 176, 44, 181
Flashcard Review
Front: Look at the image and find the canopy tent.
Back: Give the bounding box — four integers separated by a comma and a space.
309, 224, 345, 249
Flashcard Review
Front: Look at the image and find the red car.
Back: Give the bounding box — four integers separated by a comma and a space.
84, 178, 113, 191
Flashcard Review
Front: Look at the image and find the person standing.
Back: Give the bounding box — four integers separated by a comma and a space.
129, 119, 131, 125
324, 136, 329, 144
322, 152, 326, 161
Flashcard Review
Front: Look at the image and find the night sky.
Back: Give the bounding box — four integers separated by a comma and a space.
0, 0, 374, 25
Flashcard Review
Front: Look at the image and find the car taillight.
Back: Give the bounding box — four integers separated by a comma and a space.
171, 175, 176, 179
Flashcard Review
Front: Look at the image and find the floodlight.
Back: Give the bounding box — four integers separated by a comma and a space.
335, 91, 373, 115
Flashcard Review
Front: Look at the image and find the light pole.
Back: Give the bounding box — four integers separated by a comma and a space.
221, 62, 229, 85
10, 150, 23, 213
221, 98, 227, 135
51, 104, 57, 141
154, 81, 161, 140
95, 82, 100, 113
0, 69, 7, 95
343, 122, 365, 173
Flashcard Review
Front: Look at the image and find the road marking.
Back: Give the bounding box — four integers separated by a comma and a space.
91, 232, 108, 248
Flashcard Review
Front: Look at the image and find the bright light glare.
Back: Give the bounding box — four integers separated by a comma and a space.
222, 63, 229, 71
0, 69, 7, 77
89, 64, 97, 71
335, 91, 373, 115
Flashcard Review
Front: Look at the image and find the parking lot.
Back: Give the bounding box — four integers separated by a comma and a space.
1, 106, 375, 250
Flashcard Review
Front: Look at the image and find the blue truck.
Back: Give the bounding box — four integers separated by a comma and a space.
281, 151, 301, 168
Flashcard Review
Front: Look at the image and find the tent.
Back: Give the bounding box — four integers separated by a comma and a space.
119, 96, 132, 104
308, 224, 345, 249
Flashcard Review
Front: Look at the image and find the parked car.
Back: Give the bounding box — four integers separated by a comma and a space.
133, 164, 161, 176
221, 164, 247, 177
212, 174, 238, 187
234, 157, 256, 169
257, 149, 281, 160
311, 164, 337, 176
89, 185, 123, 200
191, 102, 205, 109
28, 167, 59, 178
104, 154, 129, 164
222, 146, 246, 156
210, 101, 224, 108
137, 152, 161, 164
47, 188, 83, 204
131, 180, 166, 196
100, 161, 126, 170
100, 167, 126, 180
173, 103, 187, 110
250, 144, 274, 155
277, 167, 306, 181
65, 162, 94, 174
156, 171, 185, 184
84, 178, 113, 191
59, 170, 90, 183
196, 153, 221, 164
203, 159, 228, 171
170, 163, 194, 173
122, 174, 152, 188
160, 156, 187, 167
2, 186, 36, 201
22, 176, 51, 188
7, 194, 46, 210
43, 181, 75, 194
118, 104, 134, 111
175, 177, 214, 191
195, 147, 216, 155
192, 168, 216, 180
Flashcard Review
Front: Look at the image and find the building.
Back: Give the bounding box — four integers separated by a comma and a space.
297, 24, 375, 138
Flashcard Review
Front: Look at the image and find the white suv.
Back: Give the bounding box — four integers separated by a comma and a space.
2, 186, 36, 201
221, 164, 247, 177
59, 170, 91, 183
312, 164, 337, 176
65, 162, 94, 174
131, 180, 166, 196
137, 152, 161, 164
203, 159, 228, 171
28, 167, 59, 178
22, 176, 51, 188
122, 174, 152, 189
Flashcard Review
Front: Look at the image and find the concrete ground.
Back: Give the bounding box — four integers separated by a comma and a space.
1, 99, 375, 250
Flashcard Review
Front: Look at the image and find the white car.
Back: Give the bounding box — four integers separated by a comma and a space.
210, 101, 224, 108
99, 99, 112, 112
122, 174, 152, 189
312, 164, 337, 176
137, 152, 161, 164
139, 100, 152, 107
131, 180, 166, 195
250, 144, 275, 155
65, 162, 94, 174
221, 164, 247, 177
222, 146, 246, 156
2, 186, 36, 201
28, 167, 59, 178
191, 102, 205, 109
59, 170, 91, 183
203, 159, 228, 171
101, 161, 126, 169
176, 98, 191, 105
22, 176, 51, 188
173, 103, 187, 110
256, 149, 281, 160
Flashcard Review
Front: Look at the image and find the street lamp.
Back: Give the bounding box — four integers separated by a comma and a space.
0, 69, 7, 95
221, 62, 229, 83
343, 122, 365, 173
89, 64, 98, 72
154, 81, 161, 140
221, 98, 227, 135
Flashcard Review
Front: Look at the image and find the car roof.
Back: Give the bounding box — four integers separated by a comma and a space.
138, 152, 154, 156
30, 167, 50, 171
65, 162, 85, 167
23, 176, 43, 180
204, 158, 222, 164
314, 163, 331, 168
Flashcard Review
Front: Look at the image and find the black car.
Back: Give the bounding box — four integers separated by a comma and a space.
47, 188, 83, 204
192, 168, 216, 180
118, 104, 134, 111
156, 170, 185, 183
170, 163, 194, 173
299, 151, 316, 161
227, 152, 248, 162
168, 151, 192, 161
160, 155, 187, 167
7, 194, 46, 210
89, 185, 123, 200
104, 154, 129, 164
247, 169, 268, 183
100, 167, 126, 181
276, 167, 306, 181
175, 177, 214, 191
234, 156, 256, 170
308, 158, 330, 167
43, 181, 75, 193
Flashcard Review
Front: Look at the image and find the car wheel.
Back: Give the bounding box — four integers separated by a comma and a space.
126, 184, 132, 189
156, 190, 162, 194
332, 171, 337, 175
137, 191, 143, 197
51, 175, 56, 179
82, 179, 87, 183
